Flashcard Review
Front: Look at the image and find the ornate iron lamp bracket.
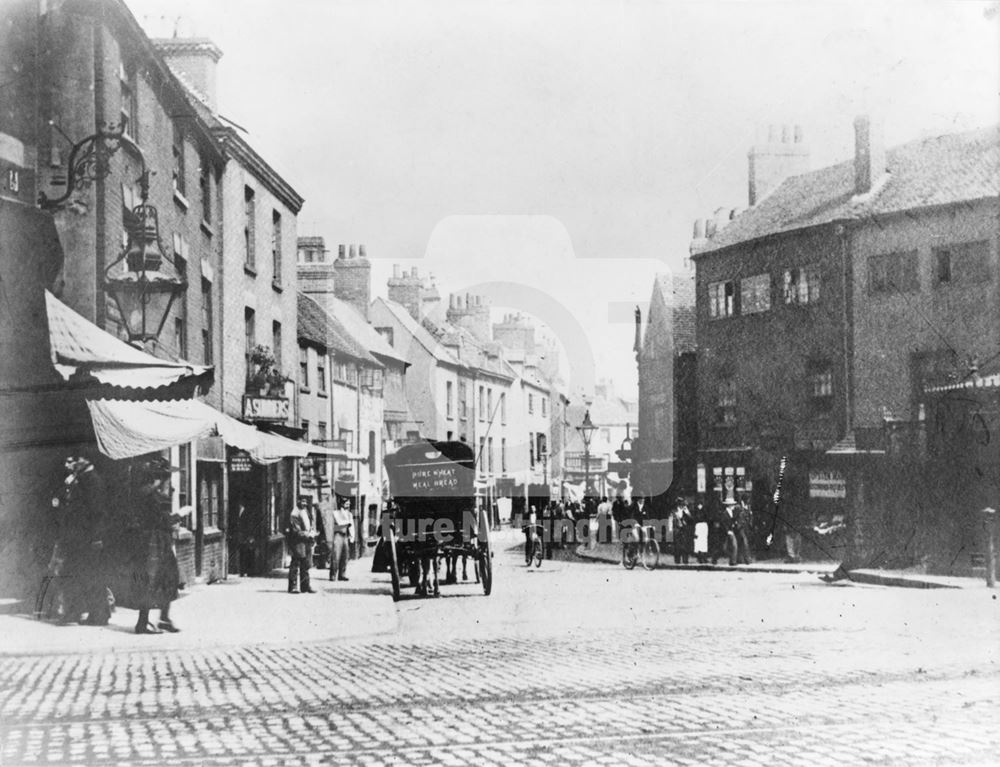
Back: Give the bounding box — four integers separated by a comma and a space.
38, 120, 143, 211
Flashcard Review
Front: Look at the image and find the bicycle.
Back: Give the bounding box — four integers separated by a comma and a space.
622, 524, 659, 571
523, 523, 544, 568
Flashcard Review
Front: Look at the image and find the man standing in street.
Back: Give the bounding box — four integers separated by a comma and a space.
329, 500, 354, 582
288, 498, 317, 594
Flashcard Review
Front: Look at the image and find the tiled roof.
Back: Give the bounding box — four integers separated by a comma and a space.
700, 126, 999, 254
297, 293, 379, 366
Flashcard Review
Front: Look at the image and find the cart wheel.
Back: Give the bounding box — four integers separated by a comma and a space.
388, 529, 401, 602
532, 539, 543, 568
480, 544, 493, 596
642, 539, 660, 571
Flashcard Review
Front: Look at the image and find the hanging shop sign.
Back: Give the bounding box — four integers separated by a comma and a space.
229, 450, 253, 473
242, 395, 290, 422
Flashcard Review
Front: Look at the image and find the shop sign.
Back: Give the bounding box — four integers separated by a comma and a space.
242, 395, 290, 422
229, 450, 253, 473
809, 470, 846, 499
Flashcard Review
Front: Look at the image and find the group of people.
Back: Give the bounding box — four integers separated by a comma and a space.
668, 494, 754, 566
284, 496, 355, 594
44, 454, 184, 634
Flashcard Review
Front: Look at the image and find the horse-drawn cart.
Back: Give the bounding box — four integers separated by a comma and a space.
381, 440, 492, 601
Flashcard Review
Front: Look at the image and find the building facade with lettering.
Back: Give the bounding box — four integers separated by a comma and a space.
0, 0, 234, 588
156, 34, 305, 576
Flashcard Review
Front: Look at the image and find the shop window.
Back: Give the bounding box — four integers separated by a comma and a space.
933, 241, 990, 287
807, 359, 834, 415
740, 273, 771, 314
177, 444, 191, 511
317, 355, 327, 394
709, 280, 736, 318
869, 251, 918, 294
783, 265, 821, 305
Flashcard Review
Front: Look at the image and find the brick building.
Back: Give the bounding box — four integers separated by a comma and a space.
692, 118, 999, 568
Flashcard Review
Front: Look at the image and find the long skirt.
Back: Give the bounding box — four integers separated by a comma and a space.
110, 530, 179, 610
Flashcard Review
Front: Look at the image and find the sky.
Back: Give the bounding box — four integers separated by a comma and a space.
126, 0, 999, 399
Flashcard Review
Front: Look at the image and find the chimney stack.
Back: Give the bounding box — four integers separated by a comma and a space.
151, 38, 224, 112
853, 115, 886, 195
747, 122, 809, 206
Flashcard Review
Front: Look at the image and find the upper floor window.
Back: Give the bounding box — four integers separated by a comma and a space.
478, 386, 486, 420
446, 381, 454, 418
714, 378, 737, 427
528, 393, 534, 414
201, 278, 213, 366
869, 251, 917, 294
541, 397, 547, 417
244, 187, 256, 269
708, 280, 736, 318
740, 273, 771, 314
272, 321, 282, 371
171, 122, 185, 197
299, 346, 309, 390
783, 265, 821, 304
317, 355, 327, 394
244, 308, 255, 370
487, 388, 493, 420
119, 63, 138, 139
934, 241, 990, 287
500, 392, 507, 424
271, 210, 283, 286
807, 359, 834, 415
459, 381, 468, 419
199, 157, 212, 224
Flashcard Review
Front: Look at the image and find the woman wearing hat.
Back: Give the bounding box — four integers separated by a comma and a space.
117, 456, 184, 634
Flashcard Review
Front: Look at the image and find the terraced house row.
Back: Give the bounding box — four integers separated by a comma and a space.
0, 0, 567, 598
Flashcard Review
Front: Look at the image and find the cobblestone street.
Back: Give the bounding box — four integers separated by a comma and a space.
2, 533, 998, 765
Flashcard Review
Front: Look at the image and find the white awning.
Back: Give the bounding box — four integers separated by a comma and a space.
47, 290, 212, 390
87, 398, 362, 463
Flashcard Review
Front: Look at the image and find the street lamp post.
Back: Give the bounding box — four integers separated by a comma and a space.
577, 409, 597, 515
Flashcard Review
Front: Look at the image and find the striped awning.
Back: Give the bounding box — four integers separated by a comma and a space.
47, 290, 212, 391
87, 398, 362, 463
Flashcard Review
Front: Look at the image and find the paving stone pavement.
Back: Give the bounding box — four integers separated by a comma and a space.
1, 535, 998, 765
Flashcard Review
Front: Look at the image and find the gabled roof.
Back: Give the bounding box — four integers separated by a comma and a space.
371, 298, 462, 367
699, 126, 999, 255
325, 295, 408, 368
297, 293, 379, 366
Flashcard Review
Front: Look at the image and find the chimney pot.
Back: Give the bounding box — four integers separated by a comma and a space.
349, 244, 356, 259
359, 244, 366, 258
412, 266, 418, 278
781, 124, 790, 143
794, 124, 804, 143
706, 219, 717, 237
339, 244, 346, 259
